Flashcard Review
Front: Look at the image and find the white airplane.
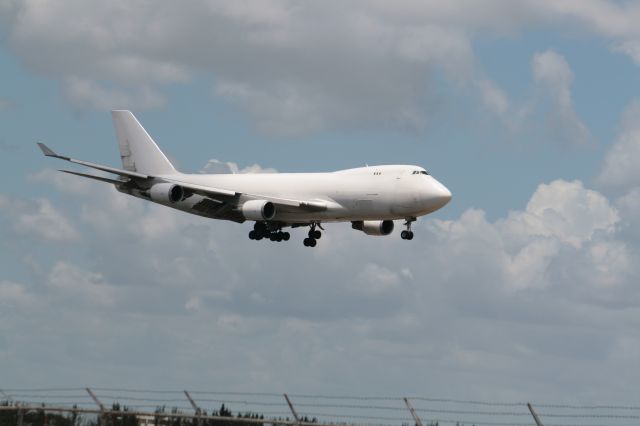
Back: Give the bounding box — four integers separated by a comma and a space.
38, 110, 451, 247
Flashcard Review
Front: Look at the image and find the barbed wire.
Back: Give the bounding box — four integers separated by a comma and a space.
6, 389, 640, 411
4, 387, 640, 426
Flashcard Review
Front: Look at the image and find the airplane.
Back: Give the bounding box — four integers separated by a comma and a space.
38, 110, 452, 247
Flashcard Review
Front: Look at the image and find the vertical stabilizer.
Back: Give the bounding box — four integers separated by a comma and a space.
111, 110, 178, 175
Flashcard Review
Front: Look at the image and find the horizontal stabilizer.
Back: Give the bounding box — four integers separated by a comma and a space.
36, 143, 149, 180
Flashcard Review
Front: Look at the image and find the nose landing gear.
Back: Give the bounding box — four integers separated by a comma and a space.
401, 217, 415, 240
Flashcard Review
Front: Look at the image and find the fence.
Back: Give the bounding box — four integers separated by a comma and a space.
2, 388, 640, 426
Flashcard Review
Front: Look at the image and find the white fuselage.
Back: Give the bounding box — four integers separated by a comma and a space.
141, 164, 451, 224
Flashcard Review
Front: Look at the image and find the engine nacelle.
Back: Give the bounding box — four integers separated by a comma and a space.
241, 200, 276, 221
149, 183, 184, 204
352, 220, 394, 236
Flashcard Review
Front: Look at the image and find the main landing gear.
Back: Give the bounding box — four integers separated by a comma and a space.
401, 217, 415, 240
303, 223, 322, 247
249, 222, 290, 242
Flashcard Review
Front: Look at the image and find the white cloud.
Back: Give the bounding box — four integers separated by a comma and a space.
0, 0, 524, 136
532, 50, 590, 144
2, 170, 640, 402
597, 100, 640, 194
0, 280, 37, 308
47, 261, 116, 308
6, 1, 640, 138
63, 76, 165, 111
202, 159, 278, 174
3, 0, 640, 139
501, 180, 619, 249
354, 263, 402, 295
0, 195, 80, 242
431, 180, 622, 292
28, 168, 94, 195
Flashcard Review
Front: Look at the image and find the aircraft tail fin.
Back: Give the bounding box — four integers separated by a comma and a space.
111, 110, 178, 175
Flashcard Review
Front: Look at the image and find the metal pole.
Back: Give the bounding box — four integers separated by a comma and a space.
185, 391, 203, 426
86, 388, 106, 426
403, 398, 424, 426
17, 403, 24, 426
284, 394, 301, 425
527, 403, 544, 426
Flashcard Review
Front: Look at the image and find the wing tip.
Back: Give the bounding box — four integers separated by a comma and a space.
37, 142, 57, 157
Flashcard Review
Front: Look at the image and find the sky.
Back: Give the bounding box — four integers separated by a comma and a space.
2, 0, 640, 423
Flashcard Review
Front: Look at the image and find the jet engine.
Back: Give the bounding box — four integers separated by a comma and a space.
352, 220, 394, 236
149, 183, 184, 204
241, 200, 276, 221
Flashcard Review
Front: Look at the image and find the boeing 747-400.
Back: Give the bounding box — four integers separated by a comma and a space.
38, 110, 451, 247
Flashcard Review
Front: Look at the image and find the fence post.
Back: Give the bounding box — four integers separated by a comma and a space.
17, 403, 24, 426
284, 394, 301, 426
86, 388, 106, 426
403, 398, 423, 426
527, 403, 544, 426
184, 390, 203, 426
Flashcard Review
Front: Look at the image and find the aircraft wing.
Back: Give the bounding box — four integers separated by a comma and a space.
39, 143, 328, 212
165, 178, 328, 211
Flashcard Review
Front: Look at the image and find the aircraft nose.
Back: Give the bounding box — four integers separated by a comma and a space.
430, 179, 452, 209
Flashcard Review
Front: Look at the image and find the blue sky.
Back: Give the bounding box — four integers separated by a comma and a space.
3, 1, 640, 424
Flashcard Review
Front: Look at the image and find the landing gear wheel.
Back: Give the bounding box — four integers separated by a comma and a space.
249, 230, 257, 240
283, 232, 290, 241
312, 230, 322, 239
401, 218, 416, 240
303, 237, 317, 247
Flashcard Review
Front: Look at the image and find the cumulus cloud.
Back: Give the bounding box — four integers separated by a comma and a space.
0, 280, 37, 308
28, 168, 94, 195
47, 261, 116, 308
597, 100, 640, 194
3, 166, 640, 400
428, 179, 627, 296
202, 159, 278, 174
500, 180, 618, 248
5, 1, 640, 138
63, 77, 166, 111
532, 50, 590, 144
0, 195, 81, 242
0, 0, 529, 136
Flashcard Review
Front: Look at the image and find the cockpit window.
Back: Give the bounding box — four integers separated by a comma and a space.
412, 170, 429, 175
420, 171, 429, 175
